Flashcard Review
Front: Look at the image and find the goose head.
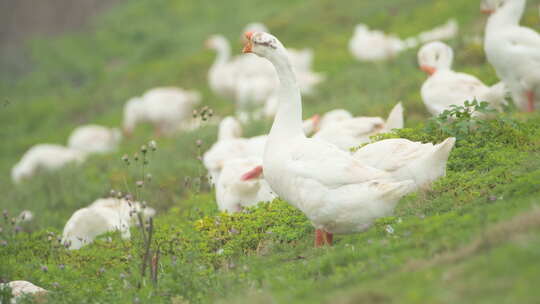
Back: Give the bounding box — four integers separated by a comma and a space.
241, 23, 269, 43
205, 35, 229, 51
417, 41, 453, 76
242, 31, 286, 59
480, 0, 506, 15
302, 114, 321, 135
218, 116, 243, 140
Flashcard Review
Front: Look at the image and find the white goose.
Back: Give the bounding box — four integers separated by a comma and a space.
353, 138, 455, 190
216, 157, 276, 213
62, 197, 155, 250
418, 41, 508, 115
349, 24, 406, 62
243, 31, 415, 246
123, 87, 201, 136
313, 102, 404, 151
206, 35, 240, 100
11, 144, 86, 184
1, 281, 47, 302
68, 124, 122, 154
482, 0, 540, 112
349, 19, 459, 62
203, 115, 320, 185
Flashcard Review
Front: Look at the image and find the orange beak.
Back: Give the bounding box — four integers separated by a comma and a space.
311, 114, 321, 132
242, 31, 254, 53
240, 165, 263, 181
481, 9, 494, 15
420, 65, 437, 76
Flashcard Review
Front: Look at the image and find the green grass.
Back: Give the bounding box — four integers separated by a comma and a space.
1, 0, 540, 303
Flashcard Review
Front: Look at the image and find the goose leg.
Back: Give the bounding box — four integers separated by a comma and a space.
324, 231, 333, 246
526, 91, 535, 112
315, 229, 333, 247
315, 229, 325, 247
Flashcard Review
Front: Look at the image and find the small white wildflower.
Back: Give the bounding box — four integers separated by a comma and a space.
17, 210, 33, 223
148, 140, 157, 151
216, 248, 224, 255
385, 225, 394, 234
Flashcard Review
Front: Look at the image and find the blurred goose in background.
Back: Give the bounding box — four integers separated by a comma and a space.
68, 124, 122, 154
353, 137, 456, 190
313, 102, 404, 151
349, 19, 459, 62
349, 24, 406, 61
418, 41, 508, 115
244, 31, 415, 247
318, 109, 353, 129
62, 197, 155, 250
216, 157, 276, 213
482, 0, 540, 112
203, 115, 320, 185
207, 33, 278, 120
0, 281, 47, 303
122, 87, 201, 136
11, 144, 86, 184
416, 19, 459, 45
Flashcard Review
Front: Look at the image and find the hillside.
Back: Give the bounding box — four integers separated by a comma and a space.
1, 0, 540, 303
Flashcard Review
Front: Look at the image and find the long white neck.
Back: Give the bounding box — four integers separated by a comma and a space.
211, 40, 231, 68
487, 0, 526, 30
266, 48, 304, 140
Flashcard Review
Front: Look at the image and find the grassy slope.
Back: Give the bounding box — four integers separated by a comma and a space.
1, 0, 540, 303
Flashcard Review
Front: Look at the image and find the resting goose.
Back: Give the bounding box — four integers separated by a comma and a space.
123, 87, 201, 136
482, 0, 540, 112
62, 197, 155, 250
349, 19, 459, 62
243, 31, 415, 246
418, 41, 508, 115
216, 157, 276, 213
313, 102, 404, 151
1, 281, 47, 303
11, 144, 86, 184
416, 19, 459, 44
353, 138, 455, 190
68, 124, 122, 154
349, 24, 406, 61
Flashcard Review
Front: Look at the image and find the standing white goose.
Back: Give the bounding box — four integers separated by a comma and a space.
243, 31, 414, 246
481, 0, 540, 112
68, 124, 122, 154
353, 138, 456, 190
418, 41, 508, 115
313, 102, 404, 151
